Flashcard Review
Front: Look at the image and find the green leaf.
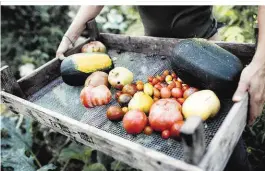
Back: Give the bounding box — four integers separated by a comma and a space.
1, 147, 36, 171
58, 142, 93, 164
82, 163, 107, 171
1, 116, 32, 152
1, 115, 35, 171
111, 160, 139, 171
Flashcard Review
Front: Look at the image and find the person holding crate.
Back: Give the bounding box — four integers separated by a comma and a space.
57, 6, 265, 171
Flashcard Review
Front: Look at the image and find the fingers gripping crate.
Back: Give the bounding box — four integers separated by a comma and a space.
1, 20, 254, 171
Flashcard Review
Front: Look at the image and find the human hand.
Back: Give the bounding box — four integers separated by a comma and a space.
232, 57, 265, 125
56, 36, 74, 60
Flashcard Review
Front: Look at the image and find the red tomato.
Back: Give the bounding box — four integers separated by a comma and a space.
162, 130, 170, 139
123, 110, 147, 134
80, 85, 111, 108
154, 83, 162, 91
160, 75, 166, 82
175, 81, 182, 88
177, 98, 185, 105
156, 75, 163, 82
144, 126, 153, 135
152, 78, 159, 85
182, 84, 190, 92
171, 88, 183, 98
160, 87, 171, 98
149, 99, 183, 132
183, 87, 198, 99
148, 76, 154, 83
171, 72, 177, 79
170, 120, 184, 138
168, 82, 176, 90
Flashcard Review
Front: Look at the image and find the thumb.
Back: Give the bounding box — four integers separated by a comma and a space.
232, 80, 249, 102
56, 51, 66, 60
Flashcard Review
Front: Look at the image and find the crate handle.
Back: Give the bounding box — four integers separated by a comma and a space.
180, 115, 205, 165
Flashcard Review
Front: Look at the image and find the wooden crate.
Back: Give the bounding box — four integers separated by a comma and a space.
0, 20, 254, 171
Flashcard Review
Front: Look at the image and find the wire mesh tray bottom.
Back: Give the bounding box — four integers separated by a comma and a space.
29, 50, 234, 160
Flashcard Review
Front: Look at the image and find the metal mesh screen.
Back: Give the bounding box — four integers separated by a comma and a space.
29, 50, 234, 160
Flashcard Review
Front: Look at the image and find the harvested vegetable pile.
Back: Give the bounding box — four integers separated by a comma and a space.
60, 41, 221, 141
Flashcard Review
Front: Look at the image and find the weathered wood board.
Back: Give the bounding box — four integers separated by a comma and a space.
199, 93, 249, 171
1, 91, 203, 171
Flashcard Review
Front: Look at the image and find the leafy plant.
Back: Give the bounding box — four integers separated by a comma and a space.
1, 6, 71, 78
243, 107, 265, 171
1, 115, 57, 171
95, 6, 138, 34
213, 6, 258, 43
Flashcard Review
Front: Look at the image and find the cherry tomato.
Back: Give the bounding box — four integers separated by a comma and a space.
183, 87, 198, 99
160, 75, 166, 82
115, 91, 122, 99
170, 120, 184, 138
177, 98, 185, 105
160, 83, 168, 88
171, 88, 183, 98
136, 84, 144, 91
148, 76, 154, 83
175, 81, 182, 88
165, 75, 173, 83
136, 80, 144, 85
182, 84, 190, 92
122, 107, 129, 114
168, 82, 176, 90
144, 126, 153, 135
153, 88, 161, 98
177, 78, 183, 83
156, 75, 163, 82
123, 110, 147, 134
154, 83, 162, 91
160, 87, 171, 98
171, 72, 177, 79
163, 70, 170, 76
152, 78, 159, 85
162, 130, 170, 139
153, 97, 159, 102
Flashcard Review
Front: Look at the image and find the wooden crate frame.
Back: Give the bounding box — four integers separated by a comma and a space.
1, 21, 253, 171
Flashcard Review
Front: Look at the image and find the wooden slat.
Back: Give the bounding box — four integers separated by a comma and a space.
1, 66, 25, 98
181, 116, 205, 165
0, 91, 202, 171
100, 33, 255, 64
17, 58, 61, 98
199, 93, 249, 171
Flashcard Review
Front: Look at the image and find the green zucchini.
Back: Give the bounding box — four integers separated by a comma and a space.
171, 38, 243, 97
60, 52, 113, 86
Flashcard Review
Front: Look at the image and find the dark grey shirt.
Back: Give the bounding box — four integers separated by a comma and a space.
137, 6, 217, 39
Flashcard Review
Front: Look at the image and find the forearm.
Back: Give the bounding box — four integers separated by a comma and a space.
252, 6, 265, 66
65, 5, 104, 42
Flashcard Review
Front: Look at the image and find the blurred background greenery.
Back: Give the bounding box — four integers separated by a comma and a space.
1, 5, 264, 171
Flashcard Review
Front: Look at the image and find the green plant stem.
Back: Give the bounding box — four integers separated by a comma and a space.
114, 161, 121, 171
29, 150, 42, 168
